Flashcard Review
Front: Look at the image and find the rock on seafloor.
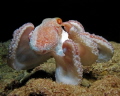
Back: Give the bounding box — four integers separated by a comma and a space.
0, 41, 120, 96
8, 75, 120, 96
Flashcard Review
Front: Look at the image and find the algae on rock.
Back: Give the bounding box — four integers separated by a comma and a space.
1, 41, 120, 96
0, 41, 25, 95
91, 42, 120, 79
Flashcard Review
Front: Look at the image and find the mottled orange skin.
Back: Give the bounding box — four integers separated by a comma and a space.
30, 18, 63, 54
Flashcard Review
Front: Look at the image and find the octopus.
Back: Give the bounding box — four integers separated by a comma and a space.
7, 17, 114, 85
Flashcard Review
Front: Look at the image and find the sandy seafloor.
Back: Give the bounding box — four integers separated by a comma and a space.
0, 40, 120, 96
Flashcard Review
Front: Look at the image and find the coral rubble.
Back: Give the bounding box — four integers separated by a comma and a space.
8, 75, 120, 96
0, 41, 120, 95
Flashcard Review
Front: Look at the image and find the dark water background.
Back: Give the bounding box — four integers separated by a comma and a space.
0, 2, 119, 43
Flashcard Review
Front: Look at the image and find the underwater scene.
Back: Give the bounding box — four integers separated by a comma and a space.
0, 17, 120, 96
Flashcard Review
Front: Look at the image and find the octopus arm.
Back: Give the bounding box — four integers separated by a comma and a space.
7, 23, 51, 70
53, 39, 83, 85
62, 20, 114, 64
62, 22, 99, 66
78, 32, 114, 62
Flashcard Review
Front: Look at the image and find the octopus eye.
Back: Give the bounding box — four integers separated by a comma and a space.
57, 18, 62, 24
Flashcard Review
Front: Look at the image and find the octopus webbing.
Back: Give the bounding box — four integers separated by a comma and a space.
7, 17, 114, 85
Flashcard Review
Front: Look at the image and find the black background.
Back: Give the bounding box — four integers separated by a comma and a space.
0, 1, 120, 43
